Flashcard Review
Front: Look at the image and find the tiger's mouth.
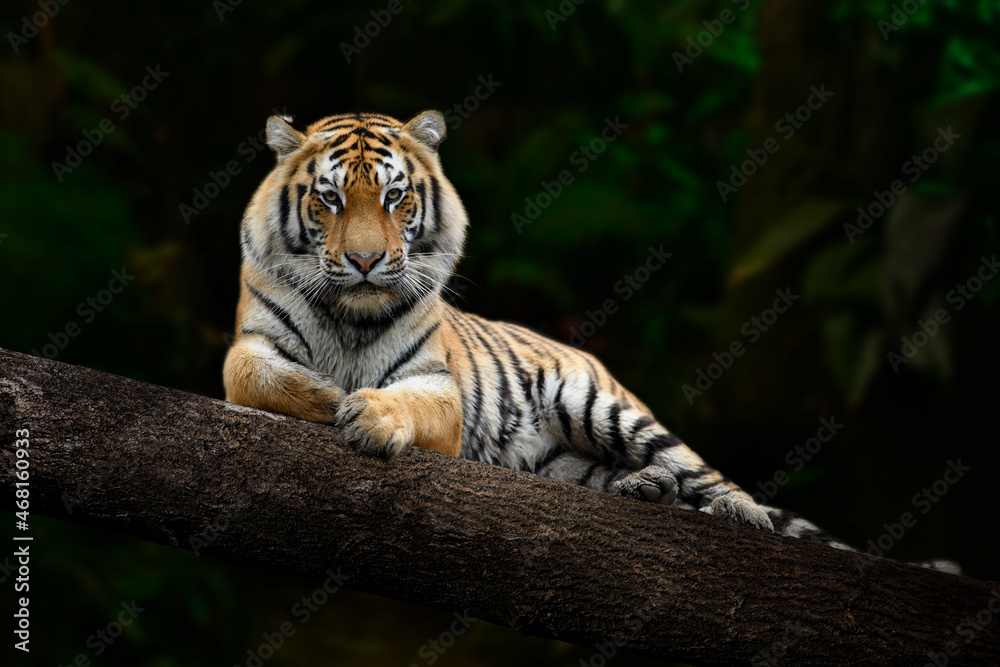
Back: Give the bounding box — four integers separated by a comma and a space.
318, 263, 427, 317
335, 279, 404, 314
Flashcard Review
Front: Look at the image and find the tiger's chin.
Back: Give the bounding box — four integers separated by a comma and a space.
335, 282, 408, 318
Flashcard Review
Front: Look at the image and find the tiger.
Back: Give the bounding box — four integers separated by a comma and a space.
222, 109, 959, 571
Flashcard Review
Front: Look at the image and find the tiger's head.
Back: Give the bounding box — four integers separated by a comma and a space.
243, 110, 467, 328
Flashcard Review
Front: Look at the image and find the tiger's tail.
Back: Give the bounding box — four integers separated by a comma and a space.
761, 505, 962, 575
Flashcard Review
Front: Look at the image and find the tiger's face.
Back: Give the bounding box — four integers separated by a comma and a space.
246, 111, 467, 325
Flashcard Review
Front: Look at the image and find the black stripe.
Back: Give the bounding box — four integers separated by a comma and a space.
306, 158, 315, 175
329, 147, 351, 161
603, 473, 617, 492
325, 133, 355, 149
376, 322, 441, 388
488, 321, 537, 428
245, 283, 313, 363
240, 224, 262, 264
319, 120, 354, 131
295, 184, 311, 248
513, 356, 535, 417
630, 416, 655, 438
674, 467, 709, 483
279, 185, 305, 255
582, 380, 598, 448
578, 353, 600, 383
675, 468, 712, 505
533, 445, 564, 475
554, 380, 573, 443
607, 402, 625, 460
352, 126, 389, 144
324, 124, 359, 134
642, 432, 682, 467
500, 323, 571, 366
446, 311, 485, 456
463, 316, 521, 452
500, 325, 567, 366
579, 462, 601, 487
429, 174, 442, 235
412, 239, 436, 257
241, 328, 305, 366
370, 146, 392, 157
413, 181, 427, 240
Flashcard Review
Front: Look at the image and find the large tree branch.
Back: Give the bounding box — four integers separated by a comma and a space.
0, 347, 996, 665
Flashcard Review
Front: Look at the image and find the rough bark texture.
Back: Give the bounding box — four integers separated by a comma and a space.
0, 347, 997, 665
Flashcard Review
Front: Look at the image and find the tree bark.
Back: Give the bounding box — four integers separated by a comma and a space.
0, 347, 997, 666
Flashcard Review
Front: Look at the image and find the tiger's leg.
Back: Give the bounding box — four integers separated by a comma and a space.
223, 333, 342, 423
537, 451, 863, 543
549, 372, 773, 531
536, 451, 678, 505
542, 456, 962, 572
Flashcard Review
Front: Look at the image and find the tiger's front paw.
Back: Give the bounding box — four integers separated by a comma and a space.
335, 389, 414, 459
703, 494, 774, 532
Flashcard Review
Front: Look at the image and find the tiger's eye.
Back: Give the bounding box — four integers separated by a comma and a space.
321, 191, 340, 206
386, 188, 403, 201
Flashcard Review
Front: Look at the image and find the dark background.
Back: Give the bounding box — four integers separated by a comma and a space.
2, 0, 998, 665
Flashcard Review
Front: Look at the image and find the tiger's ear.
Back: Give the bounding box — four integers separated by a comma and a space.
266, 115, 305, 161
403, 110, 447, 152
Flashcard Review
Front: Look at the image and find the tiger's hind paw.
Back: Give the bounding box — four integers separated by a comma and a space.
613, 467, 678, 505
703, 494, 774, 532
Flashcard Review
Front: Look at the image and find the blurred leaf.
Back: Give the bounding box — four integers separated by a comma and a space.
822, 315, 883, 406
729, 199, 849, 285
883, 193, 967, 321
802, 242, 861, 303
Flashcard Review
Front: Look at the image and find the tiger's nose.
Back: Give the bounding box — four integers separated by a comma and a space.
347, 252, 385, 275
